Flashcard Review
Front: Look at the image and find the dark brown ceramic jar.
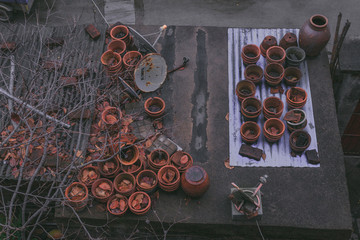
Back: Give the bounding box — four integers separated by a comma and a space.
181, 166, 209, 198
299, 14, 331, 57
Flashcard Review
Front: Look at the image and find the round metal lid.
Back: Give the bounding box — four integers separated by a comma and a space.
134, 53, 167, 92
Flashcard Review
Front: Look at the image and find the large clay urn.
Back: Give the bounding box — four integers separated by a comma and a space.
299, 14, 331, 57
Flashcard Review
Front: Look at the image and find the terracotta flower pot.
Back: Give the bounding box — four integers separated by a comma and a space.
144, 97, 165, 118
299, 14, 331, 57
289, 130, 311, 154
286, 87, 307, 109
266, 46, 286, 65
260, 35, 277, 57
113, 172, 136, 196
279, 32, 298, 50
91, 178, 114, 203
285, 109, 307, 132
136, 169, 158, 193
170, 151, 193, 173
241, 97, 261, 121
148, 149, 170, 172
263, 118, 285, 143
241, 44, 260, 65
107, 194, 128, 216
158, 165, 181, 192
181, 166, 209, 198
107, 40, 127, 56
264, 63, 285, 86
100, 50, 123, 71
240, 121, 261, 144
65, 182, 89, 211
116, 145, 139, 166
110, 25, 134, 47
263, 97, 284, 119
101, 106, 122, 126
121, 158, 143, 176
285, 46, 306, 67
123, 51, 142, 69
77, 165, 100, 187
98, 158, 121, 178
284, 67, 302, 86
128, 191, 151, 215
235, 80, 256, 102
244, 64, 263, 84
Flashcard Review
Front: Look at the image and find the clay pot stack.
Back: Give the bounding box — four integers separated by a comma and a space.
136, 170, 158, 193
241, 97, 261, 121
128, 191, 151, 215
113, 172, 136, 197
148, 149, 170, 172
266, 46, 286, 65
101, 50, 124, 77
65, 182, 89, 211
263, 97, 284, 119
285, 47, 306, 67
260, 35, 277, 57
107, 39, 127, 56
279, 32, 298, 50
170, 151, 193, 173
264, 63, 285, 86
181, 166, 210, 198
284, 67, 302, 86
98, 159, 121, 178
289, 130, 311, 154
77, 166, 100, 187
235, 80, 256, 102
158, 165, 181, 192
116, 145, 140, 166
263, 118, 285, 143
286, 87, 307, 109
285, 109, 307, 132
144, 97, 166, 118
241, 44, 260, 65
123, 51, 142, 70
91, 178, 114, 203
107, 194, 129, 216
110, 25, 134, 49
244, 64, 263, 84
240, 121, 261, 144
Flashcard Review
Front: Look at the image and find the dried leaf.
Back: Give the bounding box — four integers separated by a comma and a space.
105, 115, 118, 124
110, 200, 119, 210
145, 139, 153, 148
11, 113, 20, 124
180, 155, 189, 165
224, 158, 234, 169
99, 182, 111, 191
262, 152, 266, 160
119, 199, 126, 211
9, 157, 18, 167
225, 113, 229, 121
12, 167, 19, 178
75, 150, 83, 158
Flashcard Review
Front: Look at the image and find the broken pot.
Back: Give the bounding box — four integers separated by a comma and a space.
181, 166, 209, 198
128, 191, 151, 215
77, 165, 100, 187
101, 106, 122, 126
263, 96, 284, 119
241, 44, 261, 65
98, 158, 121, 178
285, 46, 306, 67
284, 67, 302, 86
91, 178, 114, 203
266, 46, 286, 65
117, 144, 140, 166
107, 194, 128, 216
285, 109, 307, 132
260, 35, 277, 57
65, 182, 89, 211
241, 97, 262, 121
148, 149, 170, 172
107, 40, 127, 56
244, 64, 263, 84
264, 63, 285, 86
157, 165, 181, 192
286, 87, 307, 109
113, 172, 136, 196
279, 32, 298, 50
136, 169, 158, 193
240, 121, 261, 144
144, 97, 165, 118
235, 80, 256, 102
263, 118, 285, 143
170, 151, 193, 173
289, 130, 311, 154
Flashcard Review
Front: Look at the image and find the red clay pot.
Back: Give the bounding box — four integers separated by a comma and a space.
128, 191, 151, 215
65, 182, 89, 211
260, 35, 277, 57
100, 50, 123, 71
170, 151, 193, 173
263, 97, 284, 119
235, 80, 256, 102
286, 109, 307, 132
98, 158, 121, 178
244, 64, 263, 84
121, 158, 143, 176
263, 118, 285, 143
240, 121, 261, 144
264, 63, 285, 86
279, 32, 298, 50
181, 166, 209, 198
77, 165, 100, 187
158, 165, 181, 192
136, 169, 158, 193
116, 145, 140, 166
144, 97, 165, 118
289, 130, 311, 154
241, 44, 260, 65
123, 51, 142, 69
113, 172, 136, 197
148, 149, 170, 172
266, 46, 286, 65
101, 106, 122, 126
110, 25, 134, 47
286, 87, 307, 109
241, 97, 261, 121
284, 67, 302, 86
91, 178, 114, 203
107, 194, 128, 216
107, 40, 127, 55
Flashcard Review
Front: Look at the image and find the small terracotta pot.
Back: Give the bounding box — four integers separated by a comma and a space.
91, 178, 114, 203
107, 40, 127, 55
235, 80, 256, 102
240, 121, 261, 144
98, 158, 121, 178
116, 145, 140, 166
263, 118, 285, 143
286, 87, 307, 109
241, 97, 261, 121
113, 172, 136, 196
121, 158, 143, 176
286, 47, 306, 67
110, 25, 134, 47
148, 149, 170, 172
244, 64, 263, 84
100, 50, 123, 71
286, 109, 307, 132
65, 182, 89, 211
136, 169, 158, 193
101, 106, 122, 126
241, 44, 260, 65
128, 191, 151, 215
266, 46, 286, 65
279, 32, 298, 50
170, 151, 193, 173
107, 194, 128, 216
157, 165, 181, 192
77, 165, 100, 187
289, 130, 311, 154
123, 51, 142, 69
263, 97, 284, 119
144, 97, 165, 118
260, 35, 277, 57
181, 166, 209, 198
284, 67, 302, 86
264, 63, 285, 86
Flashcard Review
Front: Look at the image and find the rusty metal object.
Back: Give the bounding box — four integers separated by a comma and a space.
85, 24, 101, 40
167, 57, 189, 74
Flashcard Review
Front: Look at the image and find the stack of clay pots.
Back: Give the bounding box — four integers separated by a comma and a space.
266, 46, 286, 65
144, 97, 166, 118
136, 169, 158, 193
100, 50, 124, 77
285, 47, 306, 67
157, 165, 181, 192
110, 25, 134, 49
286, 109, 308, 132
240, 121, 261, 144
244, 64, 263, 84
235, 80, 256, 102
260, 35, 277, 57
284, 67, 302, 86
263, 97, 284, 119
107, 39, 127, 56
264, 63, 285, 86
113, 172, 136, 196
286, 87, 308, 109
289, 130, 311, 154
241, 97, 262, 121
279, 32, 298, 50
241, 44, 260, 65
128, 191, 151, 215
263, 118, 285, 143
148, 149, 170, 172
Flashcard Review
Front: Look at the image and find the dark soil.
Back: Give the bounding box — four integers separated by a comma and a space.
239, 88, 252, 96
115, 32, 126, 39
270, 54, 281, 60
148, 104, 162, 112
289, 53, 299, 60
268, 71, 280, 77
245, 105, 258, 113
268, 107, 277, 113
295, 133, 308, 147
121, 148, 134, 161
245, 52, 256, 58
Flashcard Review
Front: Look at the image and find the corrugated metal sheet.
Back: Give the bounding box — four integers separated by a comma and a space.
228, 28, 319, 167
